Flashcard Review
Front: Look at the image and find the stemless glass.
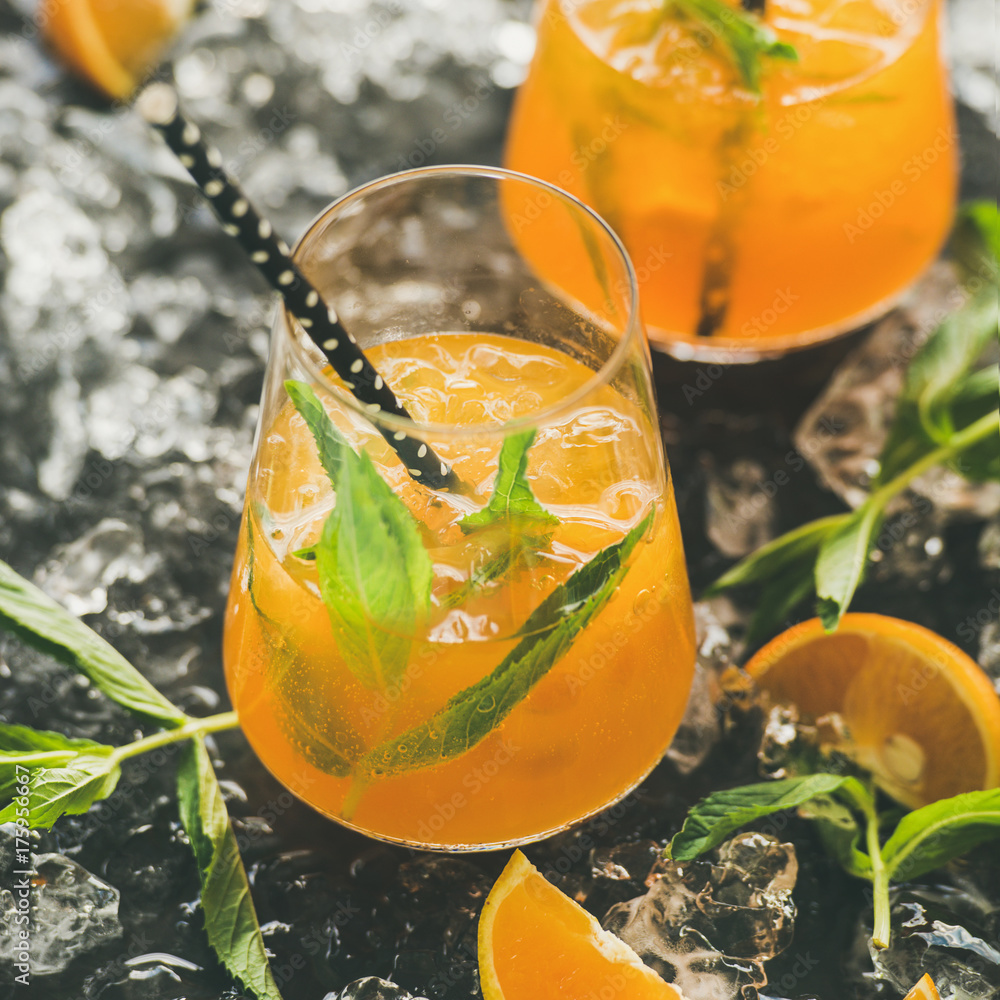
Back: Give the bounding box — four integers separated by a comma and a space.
505, 0, 958, 361
223, 166, 696, 850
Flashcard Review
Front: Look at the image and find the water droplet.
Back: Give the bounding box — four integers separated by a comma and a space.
633, 588, 654, 615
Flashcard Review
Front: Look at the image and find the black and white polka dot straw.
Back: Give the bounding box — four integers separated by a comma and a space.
136, 83, 456, 492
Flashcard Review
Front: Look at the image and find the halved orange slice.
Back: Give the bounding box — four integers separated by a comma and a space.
745, 613, 1000, 808
478, 850, 687, 1000
43, 0, 194, 99
904, 973, 941, 1000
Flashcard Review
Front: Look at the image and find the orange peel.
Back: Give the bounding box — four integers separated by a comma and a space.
478, 850, 687, 1000
43, 0, 194, 99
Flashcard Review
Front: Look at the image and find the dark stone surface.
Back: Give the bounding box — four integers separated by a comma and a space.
0, 0, 997, 997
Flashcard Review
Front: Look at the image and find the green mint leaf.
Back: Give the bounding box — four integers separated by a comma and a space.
243, 517, 355, 778
177, 737, 283, 1000
798, 794, 873, 878
0, 559, 187, 729
947, 365, 1000, 483
673, 0, 798, 93
360, 510, 653, 777
951, 200, 1000, 282
0, 751, 120, 829
743, 558, 817, 649
450, 428, 556, 604
438, 541, 519, 611
0, 723, 107, 757
668, 773, 855, 860
814, 502, 884, 632
881, 788, 1000, 883
284, 379, 347, 486
704, 513, 847, 596
0, 724, 108, 808
876, 288, 998, 484
963, 201, 1000, 267
459, 429, 558, 533
286, 381, 432, 692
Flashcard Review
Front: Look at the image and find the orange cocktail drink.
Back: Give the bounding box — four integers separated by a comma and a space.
505, 0, 957, 359
223, 168, 696, 849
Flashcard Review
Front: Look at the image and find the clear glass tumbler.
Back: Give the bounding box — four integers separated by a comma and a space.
505, 0, 958, 361
223, 166, 696, 850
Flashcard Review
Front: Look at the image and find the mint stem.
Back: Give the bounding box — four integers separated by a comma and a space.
340, 774, 369, 822
110, 711, 240, 765
5, 750, 78, 766
862, 792, 892, 949
868, 409, 999, 512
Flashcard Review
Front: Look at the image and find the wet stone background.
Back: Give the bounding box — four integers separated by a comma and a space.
0, 0, 998, 997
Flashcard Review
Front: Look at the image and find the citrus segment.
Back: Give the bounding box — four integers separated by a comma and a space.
745, 613, 1000, 808
43, 0, 193, 98
478, 850, 686, 1000
903, 973, 941, 1000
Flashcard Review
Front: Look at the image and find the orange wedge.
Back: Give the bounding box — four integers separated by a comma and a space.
478, 850, 686, 1000
903, 973, 941, 1000
43, 0, 194, 99
746, 613, 1000, 808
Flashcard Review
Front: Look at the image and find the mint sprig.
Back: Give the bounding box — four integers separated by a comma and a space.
0, 558, 278, 999
359, 508, 653, 777
705, 202, 1000, 636
447, 427, 558, 605
669, 776, 1000, 949
671, 0, 798, 93
287, 380, 433, 693
0, 560, 187, 728
178, 737, 282, 1000
459, 428, 558, 532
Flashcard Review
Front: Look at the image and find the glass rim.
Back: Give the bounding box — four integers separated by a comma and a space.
279, 164, 643, 439
556, 0, 935, 107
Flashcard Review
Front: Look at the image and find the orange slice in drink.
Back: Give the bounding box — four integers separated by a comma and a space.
478, 850, 687, 1000
903, 974, 941, 1000
43, 0, 194, 99
745, 613, 1000, 808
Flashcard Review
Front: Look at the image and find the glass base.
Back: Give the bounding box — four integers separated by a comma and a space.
241, 729, 670, 853
307, 761, 661, 853
644, 272, 930, 364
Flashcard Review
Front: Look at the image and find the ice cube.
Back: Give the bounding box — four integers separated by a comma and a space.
336, 977, 428, 1000
667, 660, 722, 775
586, 841, 664, 914
0, 854, 123, 976
604, 833, 798, 1000
794, 262, 1000, 519
33, 518, 155, 617
868, 887, 1000, 999
703, 457, 777, 559
978, 619, 1000, 692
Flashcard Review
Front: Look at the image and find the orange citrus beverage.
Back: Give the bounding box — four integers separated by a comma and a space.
505, 0, 957, 359
224, 331, 695, 849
